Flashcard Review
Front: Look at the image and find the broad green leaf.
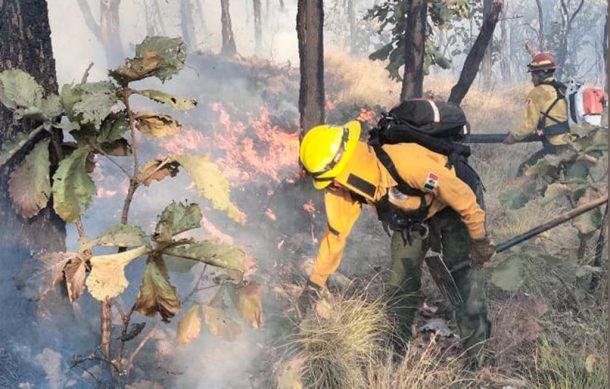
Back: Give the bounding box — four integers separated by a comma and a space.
162, 240, 248, 272
81, 224, 150, 251
572, 190, 603, 236
176, 305, 202, 345
72, 81, 118, 126
110, 36, 186, 84
154, 201, 202, 243
499, 176, 538, 209
12, 95, 62, 122
16, 251, 80, 301
98, 111, 129, 144
134, 254, 182, 322
0, 125, 46, 169
565, 159, 594, 180
86, 245, 150, 301
8, 139, 50, 218
541, 183, 571, 205
202, 304, 242, 341
51, 147, 96, 222
524, 154, 565, 179
136, 89, 197, 111
0, 69, 42, 110
491, 256, 524, 292
60, 83, 81, 120
172, 154, 245, 223
134, 111, 182, 137
136, 158, 180, 187
164, 255, 198, 273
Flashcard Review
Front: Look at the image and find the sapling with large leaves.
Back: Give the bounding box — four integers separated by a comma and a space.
0, 36, 262, 386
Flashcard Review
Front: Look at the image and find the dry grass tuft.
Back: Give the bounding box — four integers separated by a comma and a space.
286, 292, 390, 388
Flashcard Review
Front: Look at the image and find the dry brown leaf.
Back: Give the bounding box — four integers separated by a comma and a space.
8, 139, 50, 218
134, 254, 182, 322
176, 305, 202, 345
585, 354, 599, 373
63, 256, 86, 302
202, 305, 242, 341
135, 111, 182, 137
86, 245, 149, 301
315, 298, 332, 320
239, 282, 263, 330
137, 159, 180, 187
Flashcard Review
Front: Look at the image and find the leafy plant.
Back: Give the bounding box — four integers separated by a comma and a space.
0, 36, 262, 386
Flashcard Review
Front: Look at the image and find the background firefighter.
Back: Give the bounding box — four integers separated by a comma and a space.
298, 121, 496, 366
503, 52, 572, 175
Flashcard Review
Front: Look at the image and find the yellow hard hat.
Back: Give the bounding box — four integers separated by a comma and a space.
299, 121, 361, 189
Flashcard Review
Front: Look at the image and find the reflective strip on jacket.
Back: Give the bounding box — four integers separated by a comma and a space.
512, 79, 569, 145
309, 141, 486, 287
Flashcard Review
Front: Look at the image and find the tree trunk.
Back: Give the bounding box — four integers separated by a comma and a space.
400, 0, 427, 101
296, 0, 325, 133
220, 0, 237, 56
347, 0, 355, 53
0, 0, 67, 382
534, 0, 544, 51
181, 0, 199, 51
100, 0, 123, 67
556, 0, 585, 79
253, 0, 262, 55
499, 2, 511, 82
448, 0, 502, 105
481, 0, 493, 87
602, 14, 608, 93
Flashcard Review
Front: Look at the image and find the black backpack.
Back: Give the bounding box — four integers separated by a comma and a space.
367, 99, 482, 218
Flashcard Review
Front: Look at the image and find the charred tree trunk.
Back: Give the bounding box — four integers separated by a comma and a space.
253, 0, 262, 55
481, 0, 493, 87
534, 0, 544, 51
449, 0, 502, 105
556, 0, 585, 79
400, 0, 427, 100
0, 0, 67, 381
220, 0, 237, 56
296, 0, 325, 133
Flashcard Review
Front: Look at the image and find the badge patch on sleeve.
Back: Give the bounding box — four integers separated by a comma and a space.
424, 172, 439, 192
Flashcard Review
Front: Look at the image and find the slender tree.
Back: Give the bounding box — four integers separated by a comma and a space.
449, 0, 503, 105
220, 0, 237, 56
253, 0, 262, 55
77, 0, 123, 67
401, 0, 427, 100
481, 0, 494, 87
296, 0, 325, 133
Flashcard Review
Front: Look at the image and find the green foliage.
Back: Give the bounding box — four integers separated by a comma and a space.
0, 125, 46, 169
172, 154, 245, 223
110, 36, 186, 84
51, 147, 96, 223
71, 81, 119, 126
0, 69, 43, 110
97, 111, 130, 144
154, 201, 202, 243
8, 139, 51, 218
136, 89, 197, 111
162, 241, 247, 272
81, 224, 151, 251
365, 0, 471, 80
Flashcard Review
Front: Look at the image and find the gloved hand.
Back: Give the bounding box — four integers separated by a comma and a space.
503, 133, 517, 145
296, 279, 321, 318
469, 235, 496, 267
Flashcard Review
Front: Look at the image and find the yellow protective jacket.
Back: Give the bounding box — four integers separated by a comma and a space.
309, 141, 487, 287
512, 78, 570, 145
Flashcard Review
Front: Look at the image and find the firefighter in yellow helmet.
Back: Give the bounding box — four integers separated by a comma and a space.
298, 121, 496, 365
504, 53, 572, 175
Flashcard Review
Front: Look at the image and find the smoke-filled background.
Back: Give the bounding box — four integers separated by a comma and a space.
0, 0, 607, 388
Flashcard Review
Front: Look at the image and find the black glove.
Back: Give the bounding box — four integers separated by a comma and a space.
469, 235, 496, 267
296, 279, 321, 318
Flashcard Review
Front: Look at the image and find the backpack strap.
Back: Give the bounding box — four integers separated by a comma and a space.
538, 81, 570, 136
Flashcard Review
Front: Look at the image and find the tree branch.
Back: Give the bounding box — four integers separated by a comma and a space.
125, 322, 161, 376
76, 0, 102, 40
